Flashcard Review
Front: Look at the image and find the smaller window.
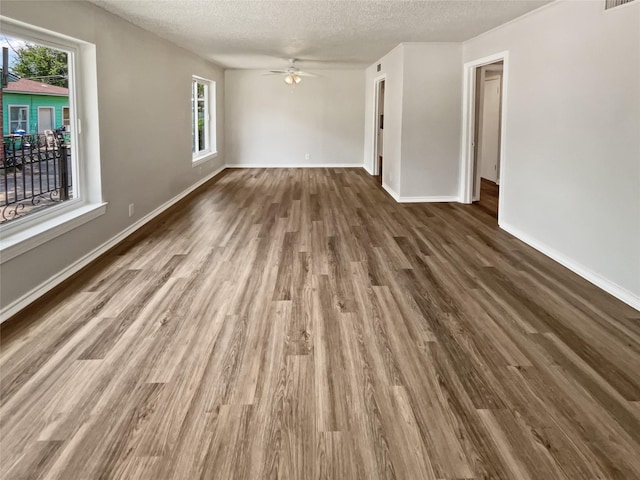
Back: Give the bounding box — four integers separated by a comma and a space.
9, 105, 29, 133
62, 106, 70, 127
191, 76, 216, 162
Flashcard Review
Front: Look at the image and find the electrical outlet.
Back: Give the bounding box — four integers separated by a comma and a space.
305, 153, 310, 160
128, 203, 134, 217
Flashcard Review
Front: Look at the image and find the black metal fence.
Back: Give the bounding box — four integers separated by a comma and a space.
1, 131, 73, 224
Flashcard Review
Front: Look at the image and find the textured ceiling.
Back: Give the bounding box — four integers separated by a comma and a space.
90, 0, 552, 70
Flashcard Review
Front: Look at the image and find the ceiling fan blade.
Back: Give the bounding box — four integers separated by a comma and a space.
264, 62, 319, 79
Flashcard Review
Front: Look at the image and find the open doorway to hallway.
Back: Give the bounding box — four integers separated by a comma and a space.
472, 61, 503, 220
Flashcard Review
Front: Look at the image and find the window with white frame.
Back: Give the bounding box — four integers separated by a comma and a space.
0, 17, 104, 262
1, 33, 76, 224
191, 76, 216, 162
8, 105, 29, 133
62, 106, 70, 127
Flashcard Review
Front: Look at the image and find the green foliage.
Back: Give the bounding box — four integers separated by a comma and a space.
12, 43, 68, 88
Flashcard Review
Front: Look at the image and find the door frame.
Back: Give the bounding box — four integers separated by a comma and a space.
460, 51, 509, 222
37, 106, 55, 132
372, 74, 386, 176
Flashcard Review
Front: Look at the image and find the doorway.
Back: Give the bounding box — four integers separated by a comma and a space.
460, 52, 508, 223
38, 107, 55, 132
473, 62, 503, 219
373, 78, 385, 184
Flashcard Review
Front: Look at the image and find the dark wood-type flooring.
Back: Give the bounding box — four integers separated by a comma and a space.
474, 178, 499, 220
2, 168, 640, 479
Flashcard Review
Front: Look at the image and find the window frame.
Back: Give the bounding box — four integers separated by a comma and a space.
62, 106, 70, 127
0, 17, 106, 264
191, 75, 217, 166
8, 105, 30, 133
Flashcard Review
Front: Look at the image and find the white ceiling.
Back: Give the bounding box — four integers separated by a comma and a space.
90, 0, 552, 70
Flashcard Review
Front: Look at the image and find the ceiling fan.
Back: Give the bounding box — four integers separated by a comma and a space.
265, 58, 317, 85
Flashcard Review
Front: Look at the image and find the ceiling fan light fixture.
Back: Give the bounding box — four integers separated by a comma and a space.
284, 73, 301, 85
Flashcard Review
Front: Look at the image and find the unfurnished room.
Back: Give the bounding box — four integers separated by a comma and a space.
0, 0, 639, 478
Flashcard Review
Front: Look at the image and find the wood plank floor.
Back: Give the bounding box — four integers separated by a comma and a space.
2, 167, 640, 479
474, 178, 499, 220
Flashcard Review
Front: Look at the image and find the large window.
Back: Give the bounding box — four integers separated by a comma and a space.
191, 76, 216, 163
1, 34, 75, 225
0, 17, 104, 262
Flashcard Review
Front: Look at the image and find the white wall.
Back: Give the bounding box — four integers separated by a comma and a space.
225, 69, 364, 167
400, 44, 461, 199
0, 1, 225, 312
363, 66, 376, 174
364, 45, 404, 192
364, 44, 461, 200
464, 0, 640, 305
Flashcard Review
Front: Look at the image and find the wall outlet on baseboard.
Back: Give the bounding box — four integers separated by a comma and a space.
128, 203, 134, 217
305, 153, 310, 160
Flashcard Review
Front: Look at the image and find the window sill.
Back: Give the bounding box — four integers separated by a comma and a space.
192, 151, 218, 167
0, 202, 108, 264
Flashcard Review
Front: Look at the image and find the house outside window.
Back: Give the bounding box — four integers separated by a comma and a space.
191, 76, 216, 164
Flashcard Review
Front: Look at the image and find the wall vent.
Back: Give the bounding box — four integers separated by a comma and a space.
605, 0, 635, 9
377, 64, 381, 72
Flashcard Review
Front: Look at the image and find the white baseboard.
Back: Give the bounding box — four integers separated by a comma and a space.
398, 195, 459, 203
381, 183, 458, 204
501, 222, 640, 312
0, 165, 227, 323
226, 163, 363, 169
363, 163, 375, 175
382, 182, 400, 201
